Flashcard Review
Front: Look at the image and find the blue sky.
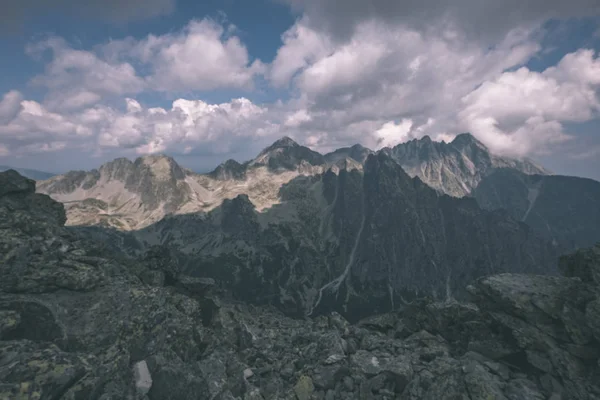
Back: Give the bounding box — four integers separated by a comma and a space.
1, 0, 599, 180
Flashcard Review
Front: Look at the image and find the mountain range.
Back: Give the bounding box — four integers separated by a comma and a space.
32, 133, 600, 319
37, 134, 546, 230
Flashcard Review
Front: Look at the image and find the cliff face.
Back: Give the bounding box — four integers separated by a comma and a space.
473, 169, 600, 251
1, 169, 599, 400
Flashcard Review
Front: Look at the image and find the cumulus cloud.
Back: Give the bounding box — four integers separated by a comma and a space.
270, 19, 333, 87
270, 19, 541, 152
95, 96, 273, 155
459, 49, 600, 156
127, 19, 265, 92
26, 37, 145, 111
267, 16, 600, 159
26, 19, 264, 111
0, 98, 94, 155
0, 94, 275, 157
372, 119, 414, 149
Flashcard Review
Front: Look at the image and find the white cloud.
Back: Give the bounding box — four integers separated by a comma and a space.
271, 20, 541, 151
460, 49, 600, 156
0, 97, 94, 155
284, 109, 312, 127
26, 37, 144, 112
0, 94, 274, 157
372, 119, 414, 149
109, 19, 265, 92
270, 18, 333, 87
0, 91, 23, 123
44, 91, 103, 112
25, 19, 265, 111
28, 38, 145, 96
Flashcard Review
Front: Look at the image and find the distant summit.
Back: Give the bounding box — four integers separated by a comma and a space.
324, 144, 373, 164
250, 136, 326, 171
209, 159, 247, 181
384, 133, 548, 197
450, 132, 486, 148
0, 165, 55, 181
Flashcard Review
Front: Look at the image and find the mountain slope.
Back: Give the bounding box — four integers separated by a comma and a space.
129, 152, 558, 319
0, 165, 55, 180
384, 133, 549, 197
473, 168, 600, 250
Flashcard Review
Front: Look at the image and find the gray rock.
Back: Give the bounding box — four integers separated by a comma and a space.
133, 360, 153, 396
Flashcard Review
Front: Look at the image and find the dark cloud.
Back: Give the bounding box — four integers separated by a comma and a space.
280, 0, 600, 43
0, 0, 175, 34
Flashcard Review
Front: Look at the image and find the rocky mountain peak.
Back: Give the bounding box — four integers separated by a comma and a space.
386, 133, 547, 197
324, 143, 373, 164
98, 157, 134, 181
0, 170, 66, 227
251, 137, 325, 171
268, 136, 299, 149
134, 154, 185, 181
209, 159, 247, 181
450, 132, 486, 149
0, 169, 35, 197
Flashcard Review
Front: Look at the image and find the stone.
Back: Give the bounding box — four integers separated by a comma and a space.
244, 368, 254, 380
294, 375, 314, 400
312, 364, 347, 390
133, 360, 153, 396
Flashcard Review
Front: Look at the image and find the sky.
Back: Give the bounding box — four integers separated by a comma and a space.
0, 0, 599, 180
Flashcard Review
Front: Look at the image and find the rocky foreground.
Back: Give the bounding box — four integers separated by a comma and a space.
1, 169, 600, 400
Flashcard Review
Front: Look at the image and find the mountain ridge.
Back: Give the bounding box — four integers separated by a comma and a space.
382, 133, 549, 197
36, 133, 553, 230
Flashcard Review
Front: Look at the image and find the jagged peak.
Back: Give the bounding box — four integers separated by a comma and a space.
100, 157, 133, 169
209, 159, 247, 181
271, 136, 299, 148
221, 159, 243, 167
135, 154, 178, 166
251, 136, 324, 170
451, 133, 487, 149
